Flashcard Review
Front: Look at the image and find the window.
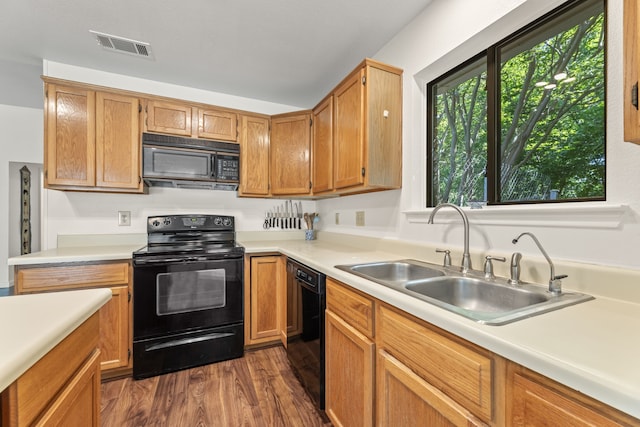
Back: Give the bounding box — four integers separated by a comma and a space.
427, 0, 605, 207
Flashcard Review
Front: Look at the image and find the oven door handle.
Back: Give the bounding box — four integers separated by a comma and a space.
134, 257, 189, 265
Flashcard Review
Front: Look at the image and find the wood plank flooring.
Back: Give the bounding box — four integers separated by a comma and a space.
101, 346, 332, 426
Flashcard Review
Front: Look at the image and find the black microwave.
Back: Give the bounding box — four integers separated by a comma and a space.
142, 133, 240, 191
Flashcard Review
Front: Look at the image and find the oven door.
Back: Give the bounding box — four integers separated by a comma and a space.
133, 256, 243, 341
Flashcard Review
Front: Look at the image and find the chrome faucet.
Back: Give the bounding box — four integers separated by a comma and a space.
428, 203, 472, 273
512, 232, 567, 295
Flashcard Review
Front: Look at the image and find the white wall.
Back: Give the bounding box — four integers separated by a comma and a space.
318, 0, 640, 270
0, 105, 44, 286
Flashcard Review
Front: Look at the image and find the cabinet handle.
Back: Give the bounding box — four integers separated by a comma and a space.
633, 82, 638, 110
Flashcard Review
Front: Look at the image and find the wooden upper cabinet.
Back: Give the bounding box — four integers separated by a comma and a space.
312, 95, 334, 194
145, 100, 193, 136
145, 99, 238, 142
270, 111, 312, 195
45, 84, 96, 188
96, 92, 142, 190
198, 109, 237, 141
44, 82, 143, 193
333, 59, 402, 194
624, 0, 640, 143
239, 114, 270, 196
334, 69, 365, 190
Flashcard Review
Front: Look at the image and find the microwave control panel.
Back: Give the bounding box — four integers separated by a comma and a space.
216, 154, 240, 181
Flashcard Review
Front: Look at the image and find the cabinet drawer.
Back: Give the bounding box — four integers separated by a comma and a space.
377, 303, 493, 422
17, 262, 129, 293
326, 278, 374, 338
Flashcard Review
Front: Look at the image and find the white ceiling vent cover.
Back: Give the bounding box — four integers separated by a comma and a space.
89, 30, 154, 60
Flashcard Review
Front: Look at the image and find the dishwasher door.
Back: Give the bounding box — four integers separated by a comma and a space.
286, 258, 326, 411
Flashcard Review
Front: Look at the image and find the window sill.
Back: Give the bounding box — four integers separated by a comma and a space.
403, 203, 629, 229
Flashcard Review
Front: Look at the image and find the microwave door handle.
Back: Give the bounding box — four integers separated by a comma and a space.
211, 154, 216, 179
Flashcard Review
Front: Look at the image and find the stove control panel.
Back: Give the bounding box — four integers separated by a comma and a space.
147, 215, 234, 232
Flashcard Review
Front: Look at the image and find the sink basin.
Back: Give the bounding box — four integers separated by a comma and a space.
405, 277, 549, 313
336, 259, 445, 286
335, 259, 594, 325
403, 276, 594, 325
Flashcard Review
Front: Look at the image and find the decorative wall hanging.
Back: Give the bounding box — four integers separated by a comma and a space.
20, 165, 31, 255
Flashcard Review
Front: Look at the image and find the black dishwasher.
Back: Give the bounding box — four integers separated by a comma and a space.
286, 258, 326, 411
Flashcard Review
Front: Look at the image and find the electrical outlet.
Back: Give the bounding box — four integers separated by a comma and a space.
118, 211, 131, 226
335, 213, 340, 225
355, 211, 365, 227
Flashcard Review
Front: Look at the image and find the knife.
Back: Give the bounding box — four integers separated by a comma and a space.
284, 202, 289, 229
298, 202, 303, 229
288, 200, 293, 229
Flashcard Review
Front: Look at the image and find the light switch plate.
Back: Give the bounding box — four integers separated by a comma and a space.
356, 211, 365, 227
118, 211, 131, 226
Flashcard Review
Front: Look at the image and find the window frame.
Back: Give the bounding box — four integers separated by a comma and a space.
426, 0, 607, 208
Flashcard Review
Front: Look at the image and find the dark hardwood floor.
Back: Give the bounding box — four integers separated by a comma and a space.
101, 346, 332, 426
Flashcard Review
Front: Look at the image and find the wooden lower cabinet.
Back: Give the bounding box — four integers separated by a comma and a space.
1, 313, 101, 427
325, 278, 375, 427
507, 363, 640, 426
325, 310, 375, 427
324, 276, 640, 426
377, 349, 486, 427
376, 302, 499, 426
244, 254, 285, 346
98, 286, 130, 372
14, 261, 132, 379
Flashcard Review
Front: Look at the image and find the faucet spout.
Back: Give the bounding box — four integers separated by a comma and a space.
512, 232, 566, 295
428, 203, 472, 273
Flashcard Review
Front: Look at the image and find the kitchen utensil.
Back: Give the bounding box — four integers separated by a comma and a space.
303, 213, 310, 230
289, 200, 294, 229
263, 211, 270, 229
298, 202, 303, 229
284, 202, 288, 229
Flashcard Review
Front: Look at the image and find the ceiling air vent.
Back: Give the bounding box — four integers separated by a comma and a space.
89, 30, 154, 60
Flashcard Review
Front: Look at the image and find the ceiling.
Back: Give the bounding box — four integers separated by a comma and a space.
0, 0, 432, 109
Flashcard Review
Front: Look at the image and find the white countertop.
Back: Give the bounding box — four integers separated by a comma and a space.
240, 237, 640, 420
7, 244, 143, 266
0, 288, 112, 392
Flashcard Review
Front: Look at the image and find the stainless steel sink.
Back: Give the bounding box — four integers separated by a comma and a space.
345, 259, 444, 285
335, 259, 594, 325
405, 277, 549, 312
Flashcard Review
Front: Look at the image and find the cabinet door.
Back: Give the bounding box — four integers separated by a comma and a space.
145, 100, 193, 136
334, 69, 365, 189
45, 84, 96, 187
95, 92, 142, 190
377, 350, 487, 427
270, 112, 311, 195
197, 109, 237, 141
248, 256, 284, 344
34, 350, 101, 427
238, 114, 270, 196
312, 95, 334, 194
509, 368, 628, 427
624, 0, 640, 143
325, 309, 374, 427
99, 286, 130, 371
